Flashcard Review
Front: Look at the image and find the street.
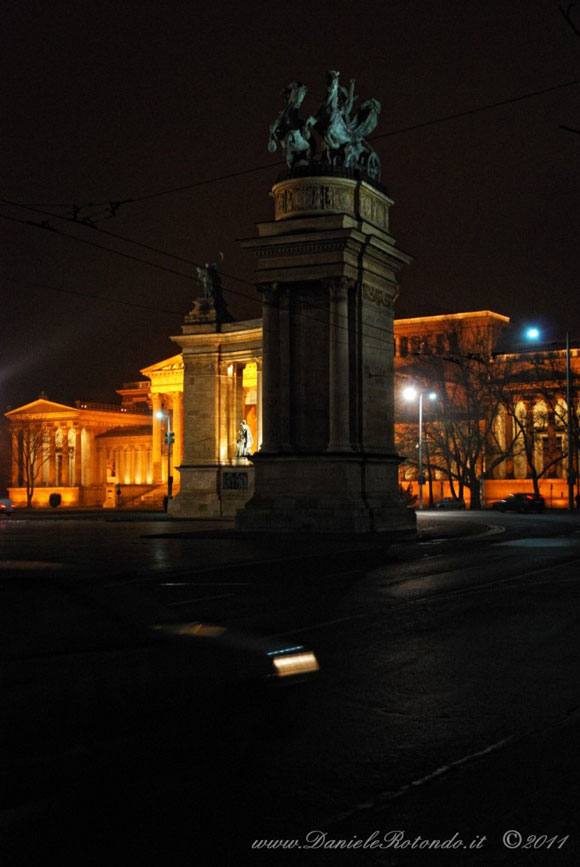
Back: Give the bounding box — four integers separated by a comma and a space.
1, 510, 580, 864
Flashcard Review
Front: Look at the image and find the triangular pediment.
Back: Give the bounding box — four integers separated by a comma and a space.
5, 398, 77, 417
140, 354, 184, 377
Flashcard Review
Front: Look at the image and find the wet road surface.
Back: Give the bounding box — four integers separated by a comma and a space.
1, 511, 580, 864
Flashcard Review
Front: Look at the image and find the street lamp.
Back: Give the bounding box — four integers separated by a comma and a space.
156, 410, 174, 510
403, 386, 437, 510
525, 327, 575, 512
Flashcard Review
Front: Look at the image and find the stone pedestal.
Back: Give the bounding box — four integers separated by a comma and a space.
236, 171, 416, 537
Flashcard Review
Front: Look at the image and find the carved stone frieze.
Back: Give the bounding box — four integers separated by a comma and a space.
257, 241, 345, 259
223, 471, 249, 490
271, 175, 390, 231
274, 179, 355, 220
362, 283, 394, 309
358, 188, 389, 230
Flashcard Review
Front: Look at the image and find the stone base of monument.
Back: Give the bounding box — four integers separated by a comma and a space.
168, 466, 222, 518
235, 454, 416, 536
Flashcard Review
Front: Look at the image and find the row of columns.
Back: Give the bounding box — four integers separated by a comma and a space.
219, 358, 262, 461
495, 402, 571, 479
151, 391, 184, 482
12, 426, 89, 488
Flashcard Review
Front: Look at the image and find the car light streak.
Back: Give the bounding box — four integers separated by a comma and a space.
272, 651, 319, 677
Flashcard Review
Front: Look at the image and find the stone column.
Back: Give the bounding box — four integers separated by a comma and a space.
326, 277, 353, 452
256, 358, 263, 450
171, 391, 184, 471
130, 448, 137, 484
224, 363, 236, 461
74, 429, 82, 488
235, 364, 244, 445
48, 425, 58, 488
151, 393, 163, 482
279, 287, 293, 451
259, 283, 281, 452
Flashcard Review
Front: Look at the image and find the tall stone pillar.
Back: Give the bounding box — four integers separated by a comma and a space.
326, 277, 353, 452
237, 171, 415, 537
259, 284, 281, 452
168, 342, 222, 518
49, 427, 57, 487
151, 394, 163, 482
256, 359, 263, 450
74, 429, 82, 489
171, 391, 184, 476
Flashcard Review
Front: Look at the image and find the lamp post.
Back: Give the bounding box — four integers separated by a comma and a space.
403, 386, 437, 510
526, 327, 575, 512
156, 410, 174, 510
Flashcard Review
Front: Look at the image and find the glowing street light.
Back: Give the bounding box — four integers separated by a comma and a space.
156, 409, 174, 510
403, 386, 437, 510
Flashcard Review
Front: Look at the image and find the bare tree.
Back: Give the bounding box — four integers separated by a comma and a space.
396, 325, 518, 509
501, 348, 580, 495
15, 417, 54, 508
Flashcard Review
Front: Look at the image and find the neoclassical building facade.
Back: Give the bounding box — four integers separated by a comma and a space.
6, 309, 579, 510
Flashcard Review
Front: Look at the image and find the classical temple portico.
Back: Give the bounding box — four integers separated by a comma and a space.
140, 355, 184, 487
6, 398, 152, 508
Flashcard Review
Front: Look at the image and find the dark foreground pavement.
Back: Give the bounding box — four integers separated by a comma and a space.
2, 511, 580, 865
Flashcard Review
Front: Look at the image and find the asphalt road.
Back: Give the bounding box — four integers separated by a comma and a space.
1, 510, 580, 865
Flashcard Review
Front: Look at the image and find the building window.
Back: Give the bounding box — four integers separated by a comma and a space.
399, 337, 408, 357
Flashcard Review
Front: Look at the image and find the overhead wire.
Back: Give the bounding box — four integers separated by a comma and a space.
4, 75, 580, 350
0, 207, 400, 349
0, 272, 185, 316
1, 198, 256, 288
8, 76, 580, 212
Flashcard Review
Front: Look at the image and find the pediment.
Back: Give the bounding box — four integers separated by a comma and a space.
140, 354, 184, 377
5, 398, 76, 417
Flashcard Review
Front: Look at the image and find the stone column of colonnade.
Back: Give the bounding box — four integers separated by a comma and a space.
326, 277, 353, 453
258, 284, 281, 453
256, 358, 263, 450
170, 391, 184, 473
151, 393, 163, 482
74, 429, 82, 489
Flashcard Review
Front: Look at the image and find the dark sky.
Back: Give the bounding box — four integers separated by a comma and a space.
3, 0, 579, 408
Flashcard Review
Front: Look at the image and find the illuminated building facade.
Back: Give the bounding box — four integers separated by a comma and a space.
6, 310, 579, 510
395, 311, 580, 509
6, 398, 153, 508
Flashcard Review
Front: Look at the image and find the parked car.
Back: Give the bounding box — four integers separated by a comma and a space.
0, 497, 14, 515
435, 497, 466, 510
490, 492, 545, 513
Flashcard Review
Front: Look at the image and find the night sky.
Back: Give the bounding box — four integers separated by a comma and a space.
3, 0, 579, 408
